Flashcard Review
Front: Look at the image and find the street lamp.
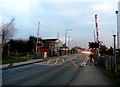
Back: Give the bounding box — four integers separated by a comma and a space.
65, 29, 71, 54
68, 36, 70, 49
115, 11, 119, 49
65, 29, 71, 45
113, 34, 117, 73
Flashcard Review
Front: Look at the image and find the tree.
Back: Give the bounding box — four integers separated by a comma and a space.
28, 36, 37, 52
8, 36, 37, 54
28, 36, 42, 53
0, 18, 16, 49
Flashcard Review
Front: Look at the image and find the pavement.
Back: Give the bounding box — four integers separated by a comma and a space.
0, 55, 70, 70
69, 60, 119, 85
0, 59, 44, 70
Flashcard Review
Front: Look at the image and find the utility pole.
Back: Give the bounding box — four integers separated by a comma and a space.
0, 43, 2, 65
113, 35, 117, 73
68, 36, 70, 49
94, 30, 96, 42
57, 32, 59, 39
68, 36, 70, 54
36, 22, 40, 59
57, 32, 59, 57
116, 11, 119, 49
2, 29, 5, 49
65, 29, 71, 55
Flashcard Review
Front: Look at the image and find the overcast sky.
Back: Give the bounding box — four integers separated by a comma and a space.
0, 0, 120, 49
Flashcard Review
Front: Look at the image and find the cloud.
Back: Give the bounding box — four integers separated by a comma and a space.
39, 0, 119, 2
90, 2, 118, 15
0, 0, 40, 17
0, 15, 4, 25
0, 0, 119, 48
99, 31, 114, 47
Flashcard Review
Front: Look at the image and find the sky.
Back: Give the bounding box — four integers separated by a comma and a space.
0, 0, 120, 49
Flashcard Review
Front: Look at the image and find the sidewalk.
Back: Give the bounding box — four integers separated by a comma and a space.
0, 55, 65, 70
69, 61, 117, 85
0, 57, 65, 70
0, 59, 44, 70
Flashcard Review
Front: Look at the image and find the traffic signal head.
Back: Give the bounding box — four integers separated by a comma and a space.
88, 42, 99, 48
37, 43, 42, 46
94, 42, 99, 48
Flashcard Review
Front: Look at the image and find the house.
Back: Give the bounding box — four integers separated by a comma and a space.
59, 43, 69, 55
39, 38, 63, 58
72, 46, 85, 53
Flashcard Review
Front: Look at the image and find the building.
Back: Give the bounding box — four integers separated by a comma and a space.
59, 44, 69, 55
39, 38, 63, 58
72, 46, 85, 53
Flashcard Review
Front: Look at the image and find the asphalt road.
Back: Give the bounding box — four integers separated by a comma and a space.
2, 53, 87, 86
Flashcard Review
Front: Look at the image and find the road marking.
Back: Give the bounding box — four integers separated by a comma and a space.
64, 57, 79, 67
80, 57, 89, 66
62, 59, 64, 62
60, 58, 64, 65
55, 58, 59, 64
44, 55, 84, 67
47, 60, 51, 64
92, 58, 94, 63
70, 59, 78, 67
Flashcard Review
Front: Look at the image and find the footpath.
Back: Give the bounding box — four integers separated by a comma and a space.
0, 59, 44, 70
0, 54, 73, 70
0, 55, 65, 70
69, 60, 119, 85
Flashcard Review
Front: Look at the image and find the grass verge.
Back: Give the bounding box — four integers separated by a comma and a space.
2, 56, 32, 64
103, 70, 120, 84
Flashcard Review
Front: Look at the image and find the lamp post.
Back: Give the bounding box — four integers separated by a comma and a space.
68, 36, 70, 49
65, 29, 71, 54
113, 34, 117, 73
116, 11, 119, 49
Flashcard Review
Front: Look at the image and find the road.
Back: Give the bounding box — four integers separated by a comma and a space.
2, 53, 88, 86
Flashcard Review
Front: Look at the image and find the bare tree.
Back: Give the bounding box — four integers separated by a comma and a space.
0, 18, 16, 48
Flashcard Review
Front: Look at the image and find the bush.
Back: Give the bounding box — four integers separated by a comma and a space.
2, 55, 32, 64
32, 52, 41, 59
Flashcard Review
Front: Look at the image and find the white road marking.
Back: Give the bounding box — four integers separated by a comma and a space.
70, 59, 78, 67
80, 57, 89, 66
55, 58, 59, 64
62, 59, 64, 62
47, 60, 51, 64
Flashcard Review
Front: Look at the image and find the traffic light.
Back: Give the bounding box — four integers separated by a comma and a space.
37, 43, 42, 46
89, 42, 94, 48
94, 42, 99, 48
88, 42, 99, 48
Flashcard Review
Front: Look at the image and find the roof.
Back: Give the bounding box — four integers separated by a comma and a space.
41, 38, 59, 43
42, 38, 58, 41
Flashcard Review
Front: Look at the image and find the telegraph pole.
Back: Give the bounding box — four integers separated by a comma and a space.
113, 35, 117, 73
94, 30, 96, 42
36, 22, 40, 59
57, 32, 59, 57
68, 36, 70, 49
116, 11, 119, 49
57, 32, 59, 39
65, 29, 71, 54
